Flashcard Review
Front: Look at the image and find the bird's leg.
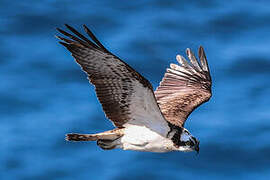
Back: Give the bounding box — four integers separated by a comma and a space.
97, 138, 122, 150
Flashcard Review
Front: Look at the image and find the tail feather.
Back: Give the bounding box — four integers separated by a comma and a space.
66, 133, 98, 141
66, 128, 124, 142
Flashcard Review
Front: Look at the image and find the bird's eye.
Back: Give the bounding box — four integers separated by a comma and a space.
185, 141, 191, 146
185, 141, 194, 146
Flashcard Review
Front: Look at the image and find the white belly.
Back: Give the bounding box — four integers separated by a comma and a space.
120, 125, 176, 152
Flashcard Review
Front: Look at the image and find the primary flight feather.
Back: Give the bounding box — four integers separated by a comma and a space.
56, 24, 212, 153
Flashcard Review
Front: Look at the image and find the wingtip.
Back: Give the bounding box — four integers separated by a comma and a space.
55, 35, 65, 40
57, 25, 71, 33
64, 24, 71, 29
83, 24, 90, 33
176, 54, 182, 62
83, 24, 88, 29
198, 45, 204, 55
56, 27, 68, 35
65, 24, 77, 32
176, 54, 188, 66
186, 48, 191, 57
81, 25, 111, 53
58, 41, 69, 48
198, 45, 206, 59
55, 35, 61, 40
198, 45, 209, 72
56, 27, 62, 33
82, 24, 93, 35
186, 48, 193, 58
56, 35, 75, 44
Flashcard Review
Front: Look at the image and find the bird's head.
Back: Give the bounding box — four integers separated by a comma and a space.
178, 128, 200, 153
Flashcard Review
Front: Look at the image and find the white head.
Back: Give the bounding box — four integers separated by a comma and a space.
177, 128, 200, 153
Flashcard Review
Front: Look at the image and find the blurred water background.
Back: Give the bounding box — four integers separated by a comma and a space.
1, 0, 270, 179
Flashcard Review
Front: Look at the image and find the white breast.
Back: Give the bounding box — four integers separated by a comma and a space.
120, 124, 176, 152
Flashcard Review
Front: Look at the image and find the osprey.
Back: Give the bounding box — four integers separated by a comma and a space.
56, 24, 212, 153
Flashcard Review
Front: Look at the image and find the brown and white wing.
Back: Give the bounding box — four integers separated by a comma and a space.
57, 25, 170, 136
155, 47, 212, 127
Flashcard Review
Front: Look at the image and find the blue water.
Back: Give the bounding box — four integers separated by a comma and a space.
1, 0, 270, 179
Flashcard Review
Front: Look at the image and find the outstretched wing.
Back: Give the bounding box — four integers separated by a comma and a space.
155, 46, 212, 127
57, 24, 169, 136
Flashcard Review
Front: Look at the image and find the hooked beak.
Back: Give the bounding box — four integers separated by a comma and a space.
194, 143, 200, 155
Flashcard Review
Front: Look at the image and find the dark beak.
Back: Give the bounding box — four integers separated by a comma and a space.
195, 144, 200, 155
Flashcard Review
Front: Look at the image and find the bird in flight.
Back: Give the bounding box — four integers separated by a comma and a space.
56, 24, 212, 153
